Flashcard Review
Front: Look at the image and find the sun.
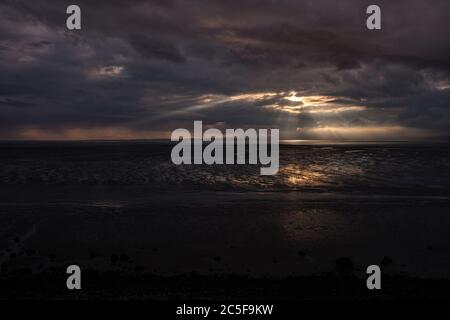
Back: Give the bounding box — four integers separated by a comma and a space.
285, 92, 303, 102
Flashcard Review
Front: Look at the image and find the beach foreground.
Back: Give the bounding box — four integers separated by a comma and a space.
0, 142, 449, 299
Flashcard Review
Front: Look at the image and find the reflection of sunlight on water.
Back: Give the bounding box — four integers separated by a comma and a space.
281, 163, 365, 188
281, 164, 328, 187
171, 150, 369, 191
285, 165, 327, 186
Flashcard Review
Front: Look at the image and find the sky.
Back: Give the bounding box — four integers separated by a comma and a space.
0, 0, 449, 141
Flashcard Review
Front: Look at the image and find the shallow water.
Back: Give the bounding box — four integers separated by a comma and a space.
0, 142, 449, 196
0, 141, 449, 280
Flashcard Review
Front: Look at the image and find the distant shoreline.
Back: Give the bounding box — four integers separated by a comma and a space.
0, 139, 449, 145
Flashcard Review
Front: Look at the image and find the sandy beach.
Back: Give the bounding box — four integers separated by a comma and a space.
1, 142, 450, 299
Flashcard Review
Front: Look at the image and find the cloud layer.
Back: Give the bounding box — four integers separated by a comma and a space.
0, 0, 449, 140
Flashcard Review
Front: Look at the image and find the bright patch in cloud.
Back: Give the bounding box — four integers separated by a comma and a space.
87, 65, 125, 79
271, 93, 366, 114
300, 126, 432, 140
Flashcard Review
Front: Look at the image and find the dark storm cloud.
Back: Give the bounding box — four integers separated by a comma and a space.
0, 0, 449, 139
130, 35, 186, 63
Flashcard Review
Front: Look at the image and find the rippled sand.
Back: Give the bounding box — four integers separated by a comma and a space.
0, 142, 449, 195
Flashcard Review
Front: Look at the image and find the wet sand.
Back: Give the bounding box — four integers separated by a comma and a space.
1, 142, 450, 299
1, 189, 450, 299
